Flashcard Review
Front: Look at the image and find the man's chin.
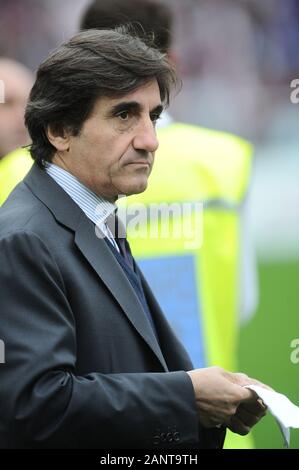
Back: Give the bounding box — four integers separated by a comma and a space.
123, 180, 148, 197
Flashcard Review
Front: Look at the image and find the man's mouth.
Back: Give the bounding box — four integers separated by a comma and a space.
127, 161, 151, 167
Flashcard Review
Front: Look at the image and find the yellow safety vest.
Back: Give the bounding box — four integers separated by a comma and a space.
0, 148, 32, 206
119, 122, 254, 448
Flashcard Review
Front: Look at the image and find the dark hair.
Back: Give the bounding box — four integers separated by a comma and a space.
25, 27, 178, 167
80, 0, 172, 53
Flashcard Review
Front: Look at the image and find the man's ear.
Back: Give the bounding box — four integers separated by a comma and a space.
46, 124, 71, 152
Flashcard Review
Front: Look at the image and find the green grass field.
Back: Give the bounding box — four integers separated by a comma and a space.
239, 260, 299, 448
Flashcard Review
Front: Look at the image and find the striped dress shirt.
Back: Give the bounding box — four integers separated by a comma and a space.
45, 163, 119, 251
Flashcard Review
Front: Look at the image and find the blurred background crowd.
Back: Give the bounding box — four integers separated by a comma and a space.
0, 0, 298, 448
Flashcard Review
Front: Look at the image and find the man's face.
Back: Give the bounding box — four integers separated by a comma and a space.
0, 60, 33, 159
53, 80, 162, 200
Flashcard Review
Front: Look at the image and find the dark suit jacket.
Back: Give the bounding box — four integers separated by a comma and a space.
0, 164, 225, 449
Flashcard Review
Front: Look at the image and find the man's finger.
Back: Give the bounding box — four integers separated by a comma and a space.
241, 398, 267, 416
227, 415, 251, 436
233, 373, 273, 392
239, 386, 258, 403
235, 406, 263, 428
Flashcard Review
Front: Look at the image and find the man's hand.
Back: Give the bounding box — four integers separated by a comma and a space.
227, 399, 267, 435
187, 367, 267, 435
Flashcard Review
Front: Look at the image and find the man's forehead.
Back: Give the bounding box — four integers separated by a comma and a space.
100, 80, 162, 109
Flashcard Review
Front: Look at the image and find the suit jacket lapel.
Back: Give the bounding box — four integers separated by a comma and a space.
74, 216, 168, 370
24, 164, 168, 371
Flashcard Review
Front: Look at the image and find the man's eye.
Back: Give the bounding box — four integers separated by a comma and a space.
150, 114, 161, 123
117, 111, 130, 121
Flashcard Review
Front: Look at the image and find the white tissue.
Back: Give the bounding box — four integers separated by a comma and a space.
245, 385, 299, 448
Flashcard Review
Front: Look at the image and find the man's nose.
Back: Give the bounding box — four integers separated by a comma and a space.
133, 118, 159, 153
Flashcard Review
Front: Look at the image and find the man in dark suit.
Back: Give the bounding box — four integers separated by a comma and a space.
0, 28, 266, 449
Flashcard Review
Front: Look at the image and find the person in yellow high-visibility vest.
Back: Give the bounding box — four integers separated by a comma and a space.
0, 147, 32, 205
117, 119, 256, 450
0, 1, 258, 447
0, 58, 33, 205
81, 0, 258, 449
123, 119, 253, 370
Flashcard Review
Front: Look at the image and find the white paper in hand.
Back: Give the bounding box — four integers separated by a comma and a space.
245, 385, 299, 448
